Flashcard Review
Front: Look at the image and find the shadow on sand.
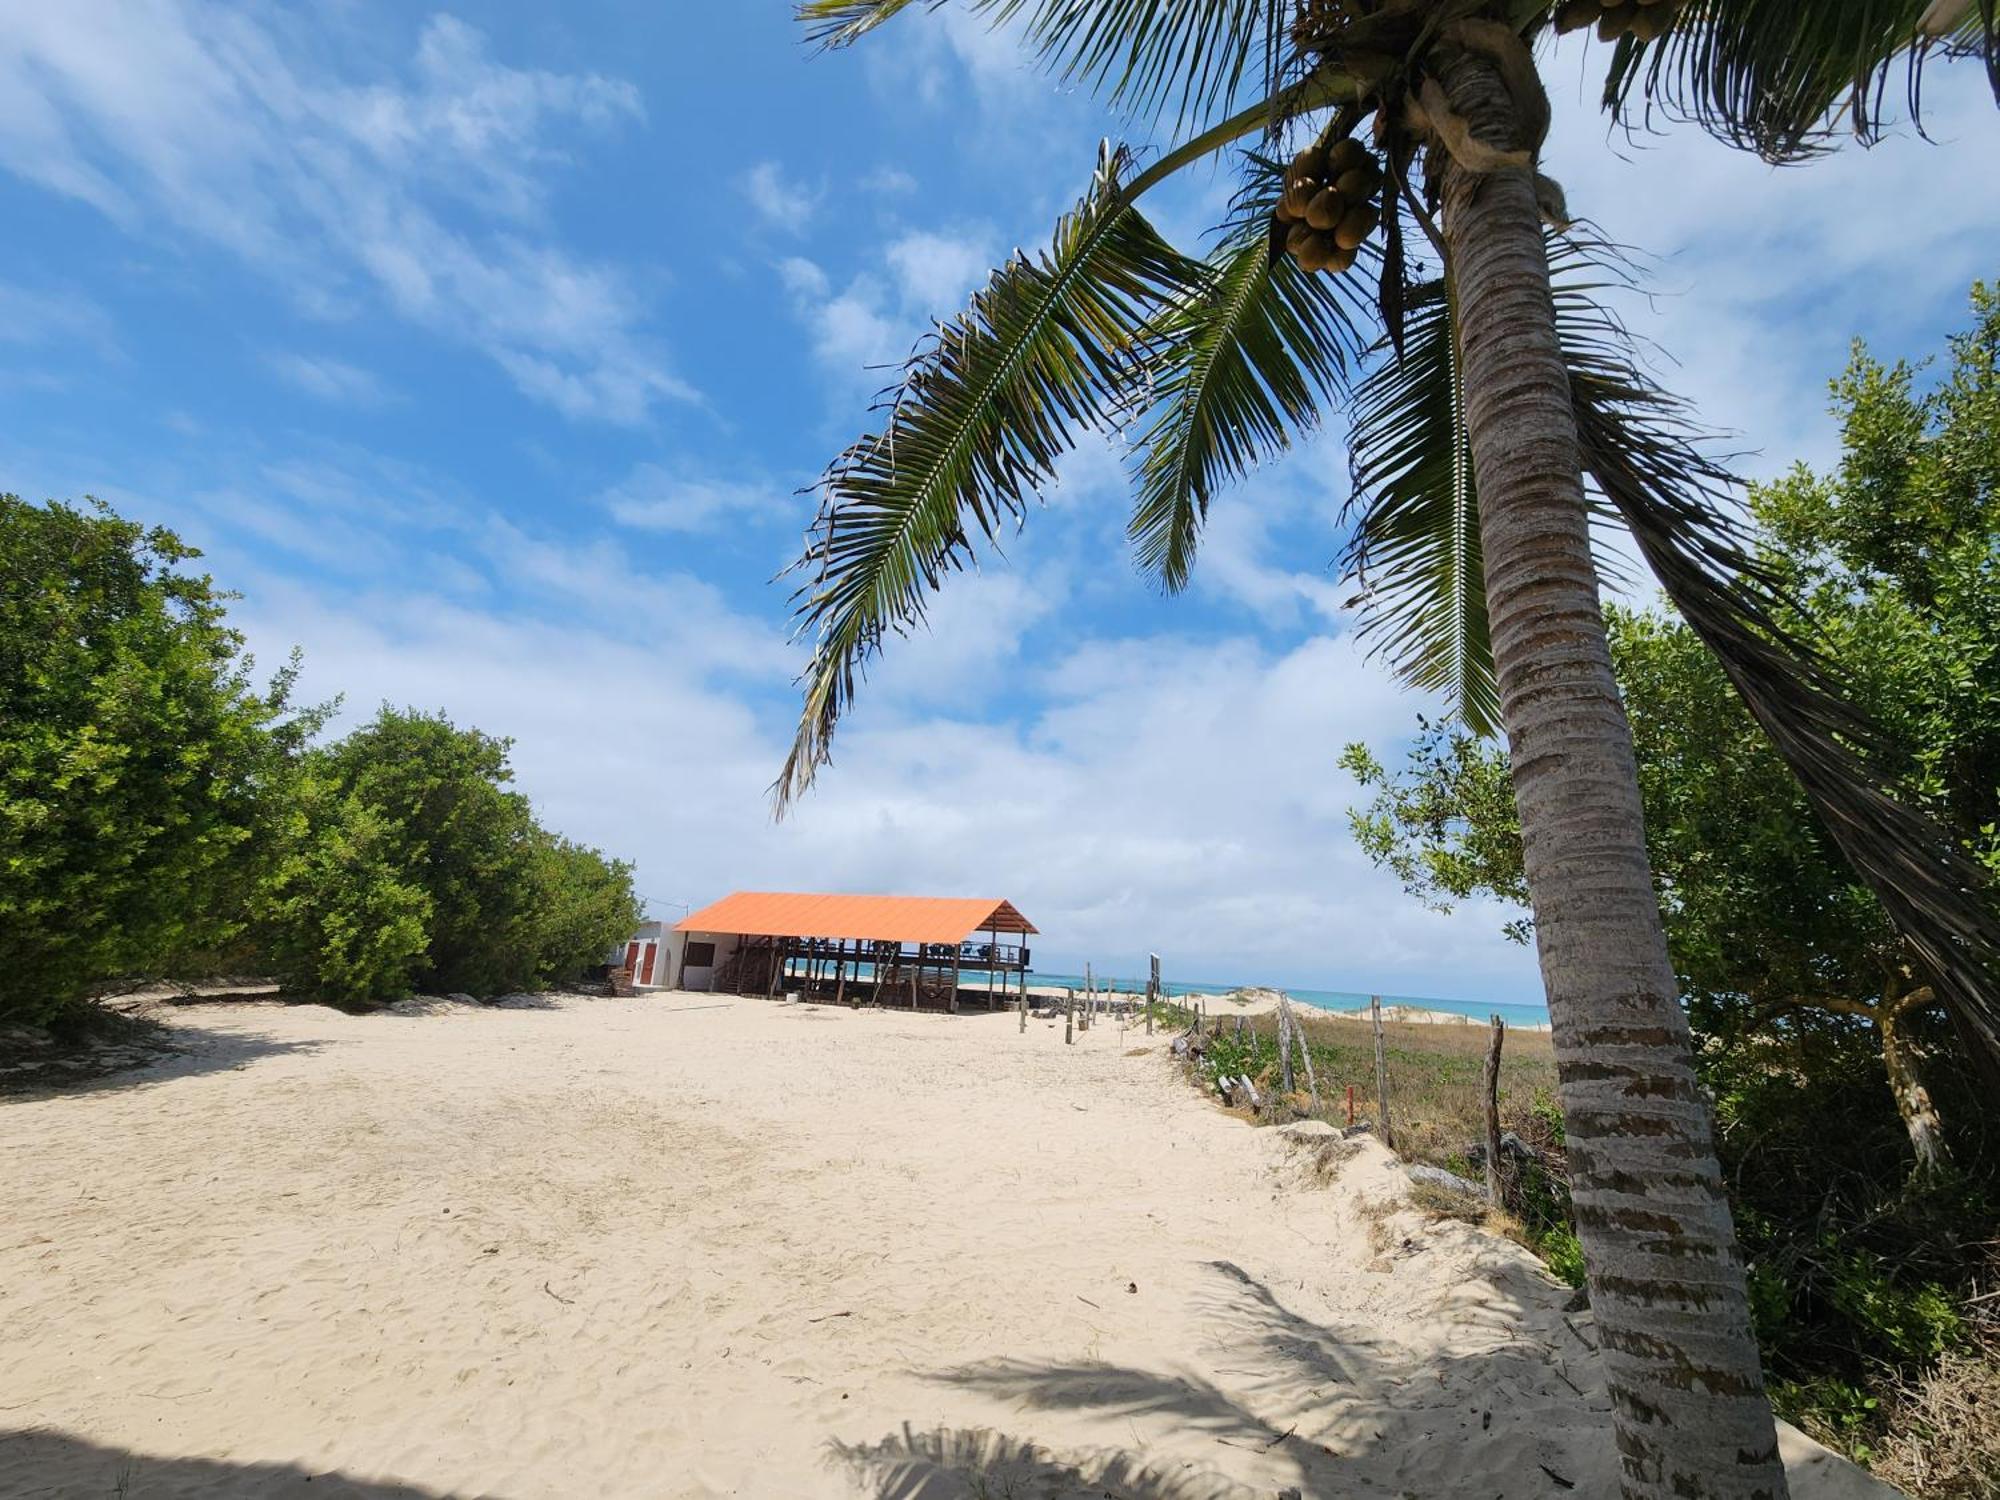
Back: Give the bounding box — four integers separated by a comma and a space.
0, 1429, 478, 1499
0, 1017, 326, 1101
832, 1257, 1609, 1499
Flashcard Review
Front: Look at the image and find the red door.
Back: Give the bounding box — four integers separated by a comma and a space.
637, 942, 658, 985
624, 941, 641, 975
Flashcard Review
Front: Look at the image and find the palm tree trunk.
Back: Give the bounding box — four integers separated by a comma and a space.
1433, 49, 1786, 1500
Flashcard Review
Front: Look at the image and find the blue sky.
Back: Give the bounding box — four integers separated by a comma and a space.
2, 4, 1995, 1002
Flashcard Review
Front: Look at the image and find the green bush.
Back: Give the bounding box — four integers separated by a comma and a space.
260, 707, 641, 999
1538, 1226, 1587, 1289
0, 496, 318, 1025
257, 782, 430, 1002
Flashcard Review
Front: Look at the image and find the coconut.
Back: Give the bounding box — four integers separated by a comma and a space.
1334, 201, 1380, 250
1328, 137, 1370, 174
1290, 146, 1329, 182
1596, 7, 1630, 40
1627, 4, 1672, 39
1279, 181, 1316, 220
1304, 187, 1345, 231
1334, 167, 1380, 201
1554, 0, 1601, 31
1284, 221, 1317, 259
1326, 242, 1358, 274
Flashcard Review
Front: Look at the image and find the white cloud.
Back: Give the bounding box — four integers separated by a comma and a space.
0, 280, 118, 355
782, 227, 998, 385
884, 228, 995, 310
0, 8, 687, 424
1540, 43, 2000, 479
742, 160, 820, 233
264, 351, 394, 407
860, 166, 917, 195
238, 563, 1537, 999
600, 463, 797, 533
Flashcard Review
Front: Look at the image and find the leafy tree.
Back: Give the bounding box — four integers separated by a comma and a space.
525, 834, 646, 989
0, 496, 319, 1027
260, 707, 641, 997
257, 778, 432, 1002
776, 4, 1998, 1489
1344, 285, 2000, 1171
309, 709, 541, 994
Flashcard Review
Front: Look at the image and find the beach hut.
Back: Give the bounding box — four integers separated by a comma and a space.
662, 891, 1038, 1011
613, 920, 674, 989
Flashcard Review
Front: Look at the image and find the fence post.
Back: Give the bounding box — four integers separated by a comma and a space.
1483, 1013, 1506, 1205
1370, 994, 1394, 1152
1018, 988, 1027, 1033
1065, 989, 1074, 1045
1296, 1010, 1320, 1113
1277, 996, 1296, 1095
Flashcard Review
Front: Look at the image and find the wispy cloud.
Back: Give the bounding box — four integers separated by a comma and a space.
0, 280, 118, 355
600, 462, 797, 533
742, 160, 820, 233
0, 9, 689, 424
264, 351, 394, 407
780, 225, 997, 384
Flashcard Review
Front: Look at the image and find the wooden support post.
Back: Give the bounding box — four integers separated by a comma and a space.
986, 927, 998, 1010
1297, 1010, 1320, 1113
1483, 1013, 1506, 1206
1147, 953, 1159, 1036
1018, 987, 1026, 1033
767, 939, 782, 999
1278, 996, 1295, 1096
1370, 994, 1394, 1152
909, 951, 919, 1010
835, 939, 848, 1007
950, 947, 962, 1015
1065, 990, 1074, 1045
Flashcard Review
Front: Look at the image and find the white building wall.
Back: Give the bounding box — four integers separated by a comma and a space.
672, 930, 738, 991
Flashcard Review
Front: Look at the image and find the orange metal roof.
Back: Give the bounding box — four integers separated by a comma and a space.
675, 892, 1037, 944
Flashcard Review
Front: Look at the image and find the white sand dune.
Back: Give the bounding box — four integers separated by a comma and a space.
1, 993, 1889, 1498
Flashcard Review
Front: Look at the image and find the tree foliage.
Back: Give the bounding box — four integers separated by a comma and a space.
0, 496, 642, 1018
1341, 291, 2000, 1449
0, 497, 320, 1026
261, 708, 642, 1000
1344, 283, 2000, 1054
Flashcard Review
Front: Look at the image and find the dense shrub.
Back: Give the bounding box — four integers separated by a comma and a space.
257, 780, 431, 1002
2, 494, 641, 1018
260, 707, 641, 999
0, 497, 318, 1025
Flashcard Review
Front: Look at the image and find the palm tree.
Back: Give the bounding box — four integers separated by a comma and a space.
774, 3, 2000, 1495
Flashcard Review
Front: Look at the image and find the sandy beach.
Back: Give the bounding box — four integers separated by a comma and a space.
1, 993, 1886, 1498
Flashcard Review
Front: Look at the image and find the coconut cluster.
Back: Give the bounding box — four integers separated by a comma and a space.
1274, 137, 1383, 275
1553, 0, 1680, 42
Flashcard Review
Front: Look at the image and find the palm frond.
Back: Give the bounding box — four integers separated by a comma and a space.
777, 145, 1198, 808
1342, 273, 1500, 736
1126, 155, 1370, 592
1601, 0, 2000, 163
797, 0, 929, 49
799, 0, 1289, 129
996, 0, 1291, 129
1560, 244, 2000, 1070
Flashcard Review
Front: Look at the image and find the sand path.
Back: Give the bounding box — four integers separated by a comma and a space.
1, 994, 1888, 1498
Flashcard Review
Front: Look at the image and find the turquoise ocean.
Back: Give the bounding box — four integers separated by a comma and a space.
1022, 970, 1551, 1029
